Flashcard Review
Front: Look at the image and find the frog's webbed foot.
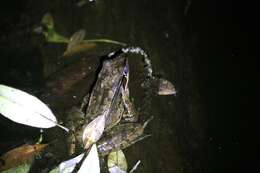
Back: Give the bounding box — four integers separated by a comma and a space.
126, 134, 151, 147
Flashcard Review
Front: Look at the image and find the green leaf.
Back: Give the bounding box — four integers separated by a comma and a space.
1, 163, 30, 173
41, 13, 54, 30
107, 150, 127, 173
48, 167, 59, 173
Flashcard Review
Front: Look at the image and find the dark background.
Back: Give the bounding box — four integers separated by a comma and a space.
0, 0, 255, 172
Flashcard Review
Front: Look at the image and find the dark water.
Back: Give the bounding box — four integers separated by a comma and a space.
0, 0, 251, 172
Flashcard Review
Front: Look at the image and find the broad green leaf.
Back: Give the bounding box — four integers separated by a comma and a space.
0, 84, 68, 131
107, 150, 127, 173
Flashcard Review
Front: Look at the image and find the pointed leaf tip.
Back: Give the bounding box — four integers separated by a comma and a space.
0, 84, 65, 130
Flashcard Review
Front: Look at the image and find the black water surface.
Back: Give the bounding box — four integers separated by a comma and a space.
1, 0, 252, 172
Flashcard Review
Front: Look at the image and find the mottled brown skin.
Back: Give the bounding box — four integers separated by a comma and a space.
84, 56, 126, 122
97, 117, 152, 156
104, 91, 125, 130
65, 55, 139, 155
65, 107, 85, 155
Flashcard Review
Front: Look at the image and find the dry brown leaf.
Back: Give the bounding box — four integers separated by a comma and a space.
0, 143, 48, 171
82, 114, 106, 149
63, 42, 96, 57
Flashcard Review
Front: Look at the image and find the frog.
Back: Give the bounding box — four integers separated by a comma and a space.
65, 54, 138, 155
65, 47, 176, 156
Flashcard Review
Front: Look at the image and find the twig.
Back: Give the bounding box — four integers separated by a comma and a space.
129, 160, 141, 173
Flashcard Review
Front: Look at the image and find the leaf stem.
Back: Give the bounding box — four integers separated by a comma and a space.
83, 39, 127, 46
56, 123, 70, 132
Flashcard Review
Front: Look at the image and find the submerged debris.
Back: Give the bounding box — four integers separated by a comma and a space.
0, 144, 48, 171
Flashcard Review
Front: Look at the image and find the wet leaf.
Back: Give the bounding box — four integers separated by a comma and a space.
59, 153, 84, 173
82, 114, 106, 149
44, 31, 69, 44
41, 13, 54, 30
0, 144, 48, 171
0, 163, 30, 173
40, 13, 69, 43
0, 84, 68, 131
67, 30, 86, 50
48, 166, 59, 173
63, 42, 96, 57
78, 144, 100, 173
107, 150, 127, 173
59, 144, 100, 173
62, 29, 96, 57
108, 166, 126, 173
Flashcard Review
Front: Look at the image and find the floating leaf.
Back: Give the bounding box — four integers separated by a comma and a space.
0, 84, 68, 131
59, 153, 84, 173
62, 29, 96, 57
67, 29, 86, 50
41, 13, 54, 30
49, 166, 59, 173
107, 150, 127, 173
78, 144, 100, 173
82, 114, 106, 149
0, 163, 30, 173
59, 144, 100, 173
63, 42, 96, 57
108, 166, 126, 173
0, 144, 47, 171
40, 13, 69, 43
44, 30, 69, 44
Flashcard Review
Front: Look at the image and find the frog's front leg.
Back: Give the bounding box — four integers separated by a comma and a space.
121, 85, 138, 122
121, 63, 138, 122
65, 107, 85, 155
